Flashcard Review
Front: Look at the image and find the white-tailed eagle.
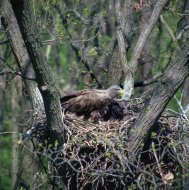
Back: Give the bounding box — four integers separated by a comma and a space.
60, 85, 124, 122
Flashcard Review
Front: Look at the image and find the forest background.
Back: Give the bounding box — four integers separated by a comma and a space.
0, 0, 189, 189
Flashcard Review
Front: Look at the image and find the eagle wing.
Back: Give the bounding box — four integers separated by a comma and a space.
60, 89, 88, 103
60, 89, 111, 115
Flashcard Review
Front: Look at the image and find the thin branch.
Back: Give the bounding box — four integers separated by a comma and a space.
0, 57, 36, 81
134, 72, 163, 87
55, 5, 102, 88
0, 39, 9, 45
66, 10, 90, 25
0, 131, 19, 135
152, 142, 166, 184
160, 15, 176, 41
71, 43, 102, 88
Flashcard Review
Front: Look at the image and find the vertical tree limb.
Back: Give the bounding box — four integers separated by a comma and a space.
123, 0, 169, 99
113, 0, 127, 76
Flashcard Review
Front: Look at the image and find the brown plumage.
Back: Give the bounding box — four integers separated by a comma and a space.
60, 85, 122, 121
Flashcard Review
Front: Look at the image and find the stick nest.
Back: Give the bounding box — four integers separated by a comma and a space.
30, 98, 189, 190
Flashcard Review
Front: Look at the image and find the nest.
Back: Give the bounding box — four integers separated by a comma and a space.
29, 98, 189, 190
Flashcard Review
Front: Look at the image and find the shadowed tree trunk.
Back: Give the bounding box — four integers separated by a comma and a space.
179, 0, 189, 109
176, 0, 189, 188
0, 0, 43, 111
9, 0, 64, 139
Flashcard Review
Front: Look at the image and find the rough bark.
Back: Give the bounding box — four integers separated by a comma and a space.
0, 1, 44, 188
0, 47, 5, 188
9, 0, 64, 140
179, 0, 189, 108
176, 0, 189, 188
11, 77, 21, 189
128, 42, 189, 158
105, 44, 123, 88
0, 0, 43, 111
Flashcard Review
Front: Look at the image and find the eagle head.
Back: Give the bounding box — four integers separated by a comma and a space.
107, 85, 123, 99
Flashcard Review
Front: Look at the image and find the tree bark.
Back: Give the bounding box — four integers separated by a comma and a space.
0, 1, 44, 188
0, 0, 43, 111
128, 42, 189, 159
9, 0, 64, 140
11, 77, 21, 189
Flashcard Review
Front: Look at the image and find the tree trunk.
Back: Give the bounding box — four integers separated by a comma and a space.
0, 0, 43, 111
9, 0, 64, 140
176, 0, 189, 188
11, 77, 21, 189
128, 41, 189, 159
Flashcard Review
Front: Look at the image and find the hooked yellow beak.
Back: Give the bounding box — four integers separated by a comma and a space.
118, 89, 124, 98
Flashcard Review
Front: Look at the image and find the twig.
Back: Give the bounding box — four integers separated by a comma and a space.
0, 131, 19, 135
66, 10, 90, 25
0, 57, 36, 81
160, 15, 176, 42
134, 72, 163, 87
71, 43, 102, 88
152, 142, 166, 184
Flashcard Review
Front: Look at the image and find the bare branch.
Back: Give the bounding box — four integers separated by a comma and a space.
66, 10, 90, 25
134, 72, 163, 87
160, 15, 176, 42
